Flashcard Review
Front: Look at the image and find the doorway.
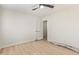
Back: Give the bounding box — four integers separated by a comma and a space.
43, 20, 47, 40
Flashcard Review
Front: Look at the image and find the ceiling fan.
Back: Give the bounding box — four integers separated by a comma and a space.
32, 4, 54, 11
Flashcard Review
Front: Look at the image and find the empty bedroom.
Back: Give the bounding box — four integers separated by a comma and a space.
0, 4, 79, 55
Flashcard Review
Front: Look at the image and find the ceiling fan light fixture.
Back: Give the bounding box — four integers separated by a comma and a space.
32, 4, 54, 11
40, 5, 44, 8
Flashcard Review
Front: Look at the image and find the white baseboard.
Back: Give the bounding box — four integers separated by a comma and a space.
48, 40, 79, 54
0, 39, 35, 49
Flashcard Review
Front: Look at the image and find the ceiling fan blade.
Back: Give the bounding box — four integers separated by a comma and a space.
32, 7, 38, 11
40, 4, 54, 8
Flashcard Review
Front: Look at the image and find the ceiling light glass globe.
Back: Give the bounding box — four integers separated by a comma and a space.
40, 5, 44, 8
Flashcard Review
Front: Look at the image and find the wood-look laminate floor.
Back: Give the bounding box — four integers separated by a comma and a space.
0, 40, 78, 55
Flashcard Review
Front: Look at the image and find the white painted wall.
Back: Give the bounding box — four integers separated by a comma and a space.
45, 5, 79, 49
0, 6, 4, 47
0, 8, 43, 48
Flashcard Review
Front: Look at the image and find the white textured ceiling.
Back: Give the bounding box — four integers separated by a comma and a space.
2, 4, 54, 18
2, 4, 77, 18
